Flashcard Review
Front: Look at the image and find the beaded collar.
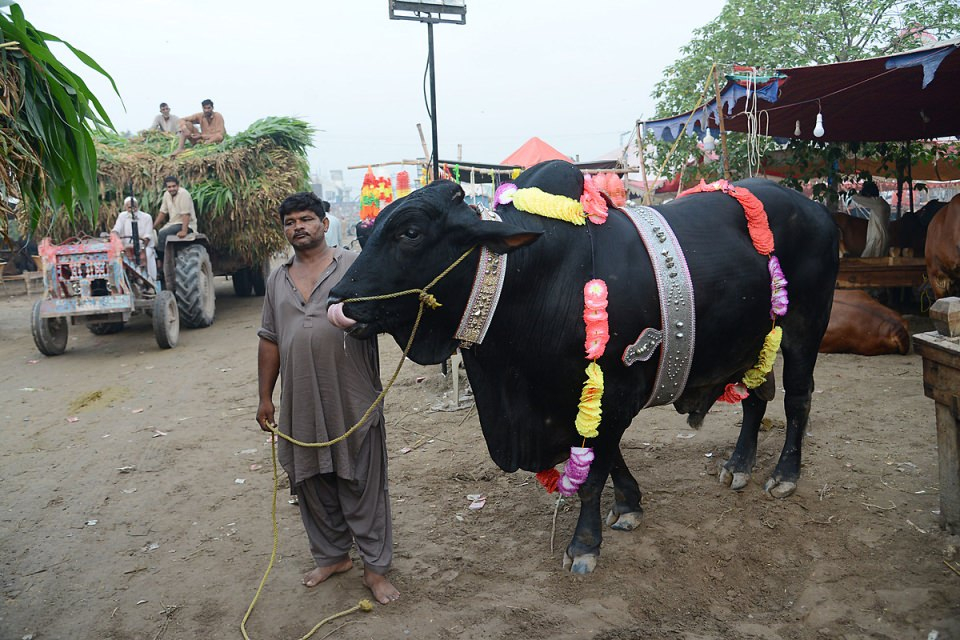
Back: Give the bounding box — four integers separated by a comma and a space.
454, 205, 508, 348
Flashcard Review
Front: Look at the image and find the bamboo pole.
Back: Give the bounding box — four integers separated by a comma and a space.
712, 66, 731, 181
416, 123, 433, 180
637, 121, 652, 205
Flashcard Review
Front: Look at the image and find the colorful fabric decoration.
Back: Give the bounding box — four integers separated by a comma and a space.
580, 174, 608, 224
583, 279, 609, 359
677, 180, 790, 405
678, 179, 773, 255
575, 362, 604, 439
768, 256, 789, 319
557, 447, 595, 497
742, 326, 782, 388
511, 187, 586, 225
536, 468, 561, 493
360, 169, 381, 221
494, 182, 517, 207
396, 171, 411, 198
595, 172, 627, 207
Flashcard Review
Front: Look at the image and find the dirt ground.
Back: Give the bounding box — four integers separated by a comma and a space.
1, 279, 958, 640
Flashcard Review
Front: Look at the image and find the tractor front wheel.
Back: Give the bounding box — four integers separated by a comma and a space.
31, 301, 68, 356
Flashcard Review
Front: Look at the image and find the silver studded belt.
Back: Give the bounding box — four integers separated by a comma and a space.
455, 207, 508, 348
620, 204, 696, 408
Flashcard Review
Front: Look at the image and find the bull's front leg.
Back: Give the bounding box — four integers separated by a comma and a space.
562, 447, 615, 574
719, 391, 765, 490
605, 446, 644, 531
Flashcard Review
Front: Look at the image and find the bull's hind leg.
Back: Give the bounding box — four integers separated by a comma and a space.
605, 447, 644, 531
718, 384, 770, 490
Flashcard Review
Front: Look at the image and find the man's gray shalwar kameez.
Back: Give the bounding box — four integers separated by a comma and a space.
258, 248, 392, 572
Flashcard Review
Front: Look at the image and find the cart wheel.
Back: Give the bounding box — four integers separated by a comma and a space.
153, 290, 180, 349
87, 321, 125, 335
31, 300, 68, 356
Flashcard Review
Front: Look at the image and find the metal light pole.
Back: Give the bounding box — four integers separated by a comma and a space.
389, 1, 467, 182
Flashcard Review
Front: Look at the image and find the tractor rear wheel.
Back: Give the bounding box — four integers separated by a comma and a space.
31, 301, 68, 356
174, 245, 216, 328
251, 265, 266, 296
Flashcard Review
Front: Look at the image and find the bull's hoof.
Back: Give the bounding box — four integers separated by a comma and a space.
605, 509, 643, 531
718, 465, 751, 490
562, 550, 598, 574
763, 477, 797, 498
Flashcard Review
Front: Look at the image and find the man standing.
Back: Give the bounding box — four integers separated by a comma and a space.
150, 103, 179, 133
154, 175, 197, 261
172, 99, 226, 156
256, 191, 399, 605
852, 180, 891, 258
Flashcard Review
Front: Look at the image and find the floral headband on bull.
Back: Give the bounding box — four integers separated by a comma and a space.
493, 175, 788, 496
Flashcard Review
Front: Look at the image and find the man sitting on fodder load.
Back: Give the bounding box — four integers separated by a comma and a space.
172, 98, 226, 156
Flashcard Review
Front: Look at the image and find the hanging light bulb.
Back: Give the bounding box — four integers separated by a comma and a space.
794, 120, 801, 136
702, 129, 716, 152
813, 112, 825, 137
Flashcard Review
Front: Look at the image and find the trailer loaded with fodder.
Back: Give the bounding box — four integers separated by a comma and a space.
24, 116, 313, 328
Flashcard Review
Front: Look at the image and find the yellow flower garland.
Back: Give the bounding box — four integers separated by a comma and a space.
575, 361, 603, 438
511, 187, 586, 225
742, 326, 782, 389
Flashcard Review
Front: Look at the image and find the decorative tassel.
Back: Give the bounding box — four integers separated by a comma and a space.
536, 469, 560, 493
742, 326, 783, 389
575, 362, 604, 438
717, 382, 749, 403
511, 187, 586, 225
580, 174, 608, 224
557, 446, 595, 497
768, 255, 789, 318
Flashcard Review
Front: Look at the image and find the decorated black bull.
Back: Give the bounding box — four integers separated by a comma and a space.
328, 160, 838, 573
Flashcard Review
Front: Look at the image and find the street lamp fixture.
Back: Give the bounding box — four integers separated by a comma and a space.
388, 0, 467, 182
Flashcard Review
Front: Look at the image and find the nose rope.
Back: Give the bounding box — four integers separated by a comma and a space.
262, 244, 477, 449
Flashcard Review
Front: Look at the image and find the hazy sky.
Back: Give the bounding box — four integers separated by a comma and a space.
20, 0, 725, 191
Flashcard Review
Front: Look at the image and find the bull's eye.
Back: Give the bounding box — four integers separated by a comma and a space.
401, 228, 421, 240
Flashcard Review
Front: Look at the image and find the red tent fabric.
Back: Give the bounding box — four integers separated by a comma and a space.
501, 137, 572, 167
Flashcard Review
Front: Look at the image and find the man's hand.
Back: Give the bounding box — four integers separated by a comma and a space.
256, 399, 276, 433
176, 228, 188, 238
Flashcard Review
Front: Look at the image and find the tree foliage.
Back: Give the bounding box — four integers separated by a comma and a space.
648, 0, 960, 191
0, 2, 120, 231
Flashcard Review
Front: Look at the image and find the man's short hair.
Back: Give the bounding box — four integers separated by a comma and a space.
201, 99, 213, 108
279, 192, 326, 221
861, 180, 880, 198
159, 102, 169, 109
163, 175, 179, 186
123, 196, 139, 209
321, 200, 331, 213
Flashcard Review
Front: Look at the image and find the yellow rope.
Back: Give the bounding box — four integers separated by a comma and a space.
240, 438, 374, 640
242, 245, 477, 638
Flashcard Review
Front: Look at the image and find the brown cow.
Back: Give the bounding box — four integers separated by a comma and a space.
926, 193, 960, 299
819, 290, 911, 355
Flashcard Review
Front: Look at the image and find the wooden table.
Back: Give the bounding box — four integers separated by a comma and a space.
913, 331, 960, 534
836, 256, 927, 289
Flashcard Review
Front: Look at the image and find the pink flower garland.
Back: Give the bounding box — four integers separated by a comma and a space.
580, 174, 608, 224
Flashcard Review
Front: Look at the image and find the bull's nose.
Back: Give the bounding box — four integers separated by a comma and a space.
327, 302, 356, 330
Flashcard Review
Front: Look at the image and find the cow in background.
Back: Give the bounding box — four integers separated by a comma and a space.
329, 161, 838, 573
820, 290, 910, 355
926, 194, 960, 299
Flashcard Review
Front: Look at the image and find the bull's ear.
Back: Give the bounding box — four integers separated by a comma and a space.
473, 220, 542, 255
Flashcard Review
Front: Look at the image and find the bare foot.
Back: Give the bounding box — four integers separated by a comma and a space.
302, 557, 352, 587
362, 568, 400, 604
